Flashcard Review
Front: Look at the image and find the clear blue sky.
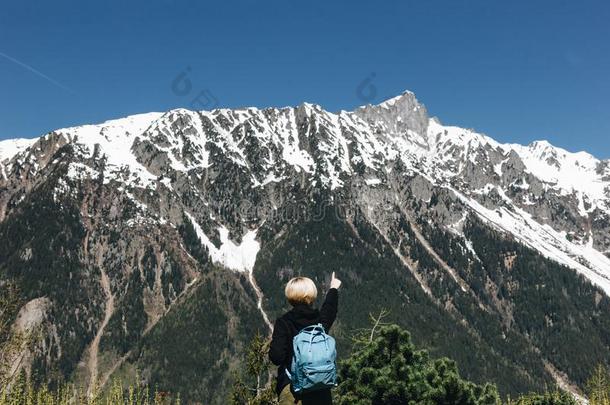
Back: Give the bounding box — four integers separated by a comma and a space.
1, 1, 609, 157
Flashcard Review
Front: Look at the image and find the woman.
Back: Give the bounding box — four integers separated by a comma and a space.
269, 272, 342, 405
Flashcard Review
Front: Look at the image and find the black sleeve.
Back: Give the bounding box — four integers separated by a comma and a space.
319, 288, 339, 332
269, 318, 290, 366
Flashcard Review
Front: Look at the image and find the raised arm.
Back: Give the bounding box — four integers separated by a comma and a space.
319, 272, 341, 332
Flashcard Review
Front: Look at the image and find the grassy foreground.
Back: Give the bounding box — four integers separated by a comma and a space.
0, 376, 181, 405
3, 324, 610, 404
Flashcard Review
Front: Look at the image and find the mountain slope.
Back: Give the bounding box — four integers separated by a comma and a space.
1, 90, 609, 402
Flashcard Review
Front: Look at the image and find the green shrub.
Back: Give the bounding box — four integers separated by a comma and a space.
336, 324, 500, 405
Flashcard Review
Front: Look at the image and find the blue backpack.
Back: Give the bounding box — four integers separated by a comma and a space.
286, 323, 338, 394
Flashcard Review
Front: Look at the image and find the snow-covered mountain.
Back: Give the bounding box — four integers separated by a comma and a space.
1, 90, 609, 402
2, 91, 608, 289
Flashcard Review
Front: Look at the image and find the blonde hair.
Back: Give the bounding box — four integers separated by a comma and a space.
285, 277, 318, 306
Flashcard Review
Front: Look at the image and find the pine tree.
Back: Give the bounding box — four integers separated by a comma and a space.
229, 332, 277, 405
335, 323, 500, 405
587, 364, 610, 405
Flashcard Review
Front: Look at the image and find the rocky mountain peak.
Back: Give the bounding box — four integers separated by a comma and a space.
353, 90, 430, 143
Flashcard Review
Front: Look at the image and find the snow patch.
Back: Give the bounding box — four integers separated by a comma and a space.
449, 186, 610, 295
185, 213, 260, 272
56, 112, 162, 187
0, 138, 36, 162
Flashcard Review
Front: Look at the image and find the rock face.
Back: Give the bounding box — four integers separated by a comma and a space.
1, 91, 610, 403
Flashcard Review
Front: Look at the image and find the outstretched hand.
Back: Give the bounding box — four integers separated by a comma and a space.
330, 271, 342, 290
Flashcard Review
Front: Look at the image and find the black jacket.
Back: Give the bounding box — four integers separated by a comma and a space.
268, 288, 339, 395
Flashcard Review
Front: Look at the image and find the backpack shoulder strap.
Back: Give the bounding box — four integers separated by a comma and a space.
299, 323, 326, 334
